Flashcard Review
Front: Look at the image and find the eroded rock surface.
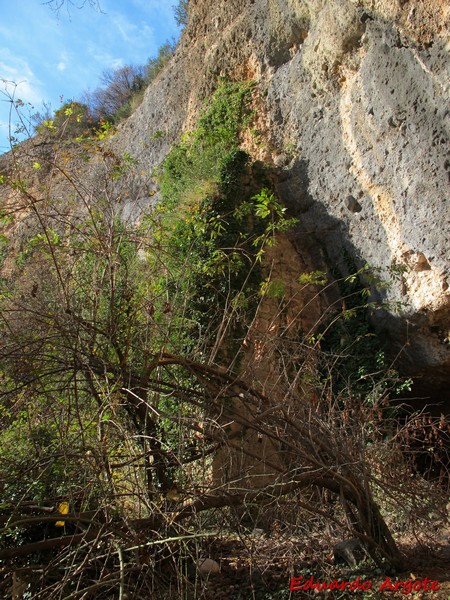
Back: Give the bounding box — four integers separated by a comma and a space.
2, 0, 449, 395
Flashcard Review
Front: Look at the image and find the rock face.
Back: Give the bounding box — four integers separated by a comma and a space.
1, 1, 448, 397
263, 1, 450, 394
110, 0, 449, 397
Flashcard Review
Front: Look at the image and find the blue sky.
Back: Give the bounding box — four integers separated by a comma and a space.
0, 0, 182, 153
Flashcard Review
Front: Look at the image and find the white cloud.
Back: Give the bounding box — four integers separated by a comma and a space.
111, 57, 124, 69
56, 51, 70, 72
131, 0, 175, 20
110, 12, 154, 45
111, 13, 136, 44
84, 42, 125, 72
0, 52, 44, 106
108, 11, 156, 59
0, 51, 46, 150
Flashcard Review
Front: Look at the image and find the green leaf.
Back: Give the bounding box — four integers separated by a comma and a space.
298, 271, 328, 286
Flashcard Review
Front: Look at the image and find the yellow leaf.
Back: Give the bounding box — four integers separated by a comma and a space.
166, 484, 181, 502
55, 501, 69, 527
58, 501, 70, 514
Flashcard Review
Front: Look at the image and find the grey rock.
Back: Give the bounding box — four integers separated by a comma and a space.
333, 538, 366, 567
345, 195, 363, 213
197, 558, 220, 576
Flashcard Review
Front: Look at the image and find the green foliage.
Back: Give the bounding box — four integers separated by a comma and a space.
173, 0, 188, 27
248, 188, 298, 261
0, 199, 166, 514
0, 399, 97, 503
145, 40, 177, 82
160, 80, 255, 203
298, 270, 328, 286
111, 151, 139, 179
260, 278, 286, 298
35, 101, 98, 139
156, 82, 297, 358
0, 218, 9, 270
151, 129, 165, 140
318, 262, 412, 415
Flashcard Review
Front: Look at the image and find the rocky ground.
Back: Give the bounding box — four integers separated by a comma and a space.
159, 528, 450, 599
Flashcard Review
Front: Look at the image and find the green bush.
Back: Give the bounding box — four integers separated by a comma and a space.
173, 0, 188, 27
145, 40, 177, 83
35, 101, 98, 139
318, 261, 413, 420
155, 81, 297, 359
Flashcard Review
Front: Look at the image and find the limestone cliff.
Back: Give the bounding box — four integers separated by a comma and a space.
109, 0, 450, 399
1, 0, 449, 400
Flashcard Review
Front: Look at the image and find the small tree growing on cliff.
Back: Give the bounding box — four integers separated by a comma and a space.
34, 100, 98, 138
84, 64, 146, 121
173, 0, 188, 27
